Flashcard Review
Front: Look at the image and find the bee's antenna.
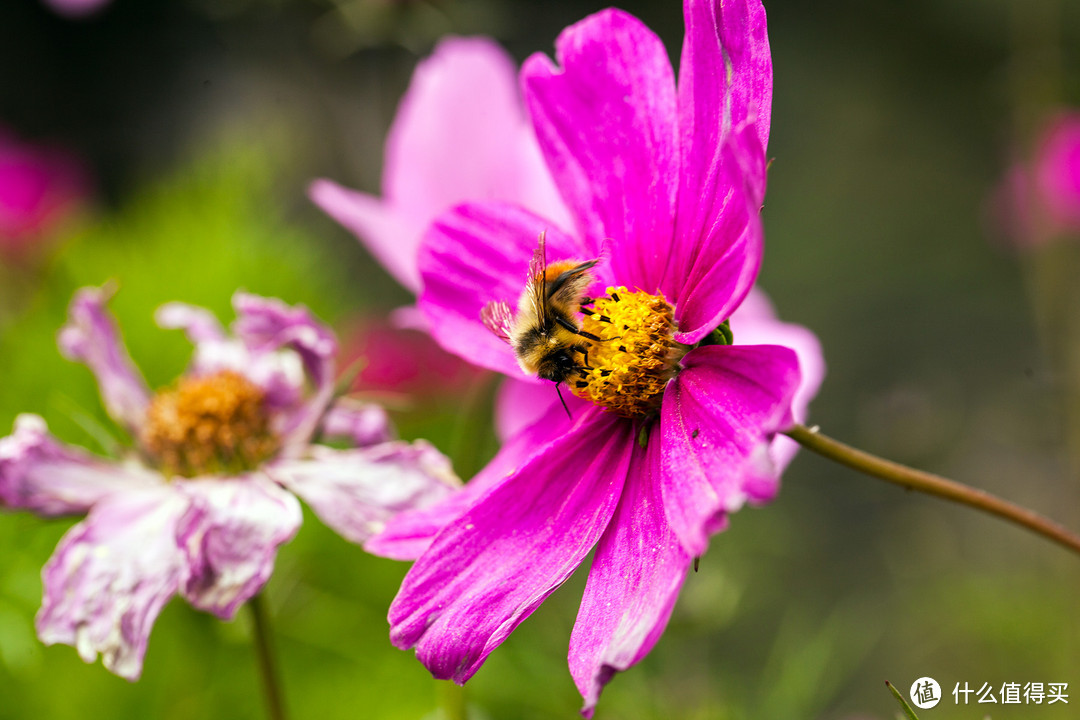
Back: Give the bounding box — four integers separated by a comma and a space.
554, 382, 572, 420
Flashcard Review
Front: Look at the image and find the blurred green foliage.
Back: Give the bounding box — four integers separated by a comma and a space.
0, 0, 1078, 719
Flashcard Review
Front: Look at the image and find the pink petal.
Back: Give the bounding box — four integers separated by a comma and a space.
308, 180, 425, 292
176, 476, 302, 619
493, 376, 563, 443
383, 36, 573, 239
569, 436, 691, 716
660, 343, 800, 556
522, 9, 679, 291
310, 37, 571, 294
417, 201, 585, 378
0, 414, 160, 515
319, 400, 393, 448
366, 397, 577, 561
729, 289, 825, 491
669, 129, 765, 345
678, 0, 772, 171
231, 293, 338, 455
57, 286, 150, 432
36, 487, 189, 680
267, 441, 459, 545
388, 408, 633, 683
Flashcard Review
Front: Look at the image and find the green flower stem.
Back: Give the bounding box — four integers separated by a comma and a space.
249, 594, 288, 720
784, 424, 1080, 557
438, 681, 468, 720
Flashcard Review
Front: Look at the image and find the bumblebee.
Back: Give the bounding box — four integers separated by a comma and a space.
482, 232, 601, 384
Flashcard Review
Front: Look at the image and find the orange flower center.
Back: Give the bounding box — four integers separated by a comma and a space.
142, 370, 279, 477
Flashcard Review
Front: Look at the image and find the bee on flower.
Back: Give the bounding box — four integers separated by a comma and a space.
0, 286, 459, 679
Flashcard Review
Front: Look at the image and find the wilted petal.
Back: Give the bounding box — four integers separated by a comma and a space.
176, 476, 301, 619
268, 442, 458, 545
522, 8, 678, 291
0, 414, 160, 515
366, 398, 576, 560
154, 301, 227, 344
418, 201, 586, 378
389, 408, 632, 683
319, 400, 393, 448
231, 293, 338, 453
36, 487, 188, 680
570, 437, 691, 716
57, 286, 150, 432
729, 288, 825, 493
660, 344, 799, 556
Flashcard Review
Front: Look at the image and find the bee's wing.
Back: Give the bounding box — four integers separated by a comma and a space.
526, 231, 549, 326
481, 300, 516, 343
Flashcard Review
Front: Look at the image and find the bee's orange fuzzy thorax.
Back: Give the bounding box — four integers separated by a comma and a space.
571, 287, 683, 418
142, 370, 279, 478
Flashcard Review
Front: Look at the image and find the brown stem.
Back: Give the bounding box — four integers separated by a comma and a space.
784, 424, 1080, 556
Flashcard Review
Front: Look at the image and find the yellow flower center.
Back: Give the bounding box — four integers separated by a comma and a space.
570, 287, 684, 418
141, 370, 279, 478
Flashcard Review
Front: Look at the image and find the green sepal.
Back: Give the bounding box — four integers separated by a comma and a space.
698, 320, 733, 347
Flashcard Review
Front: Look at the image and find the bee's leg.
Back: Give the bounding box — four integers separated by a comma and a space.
579, 297, 595, 308
554, 382, 572, 419
555, 315, 603, 341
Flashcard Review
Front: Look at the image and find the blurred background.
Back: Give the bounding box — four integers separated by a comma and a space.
1, 0, 1079, 718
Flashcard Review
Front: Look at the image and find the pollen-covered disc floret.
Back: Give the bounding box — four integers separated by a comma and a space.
142, 370, 280, 478
572, 287, 684, 418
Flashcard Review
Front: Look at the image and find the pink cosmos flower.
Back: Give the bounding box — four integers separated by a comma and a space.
995, 113, 1080, 248
0, 287, 458, 680
0, 127, 88, 261
311, 31, 822, 438
364, 1, 820, 713
41, 0, 111, 19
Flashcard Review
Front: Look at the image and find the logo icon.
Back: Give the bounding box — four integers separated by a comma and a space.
910, 677, 942, 709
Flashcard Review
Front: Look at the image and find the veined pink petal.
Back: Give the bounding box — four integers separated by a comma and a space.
309, 181, 425, 292
729, 289, 825, 494
57, 286, 150, 432
268, 442, 459, 545
388, 408, 632, 683
569, 436, 691, 716
319, 400, 393, 448
669, 129, 764, 345
522, 8, 678, 291
176, 476, 302, 619
660, 343, 800, 556
417, 201, 585, 378
0, 414, 160, 515
311, 36, 571, 294
231, 293, 338, 455
366, 397, 576, 560
678, 0, 772, 172
36, 487, 189, 680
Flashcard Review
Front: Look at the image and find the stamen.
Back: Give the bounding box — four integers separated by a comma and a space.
570, 287, 684, 418
142, 370, 279, 477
